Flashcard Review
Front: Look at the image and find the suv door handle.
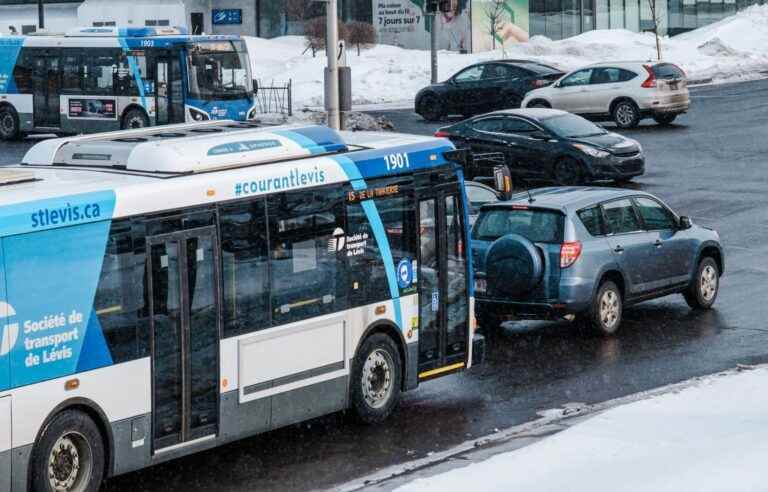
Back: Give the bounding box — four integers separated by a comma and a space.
614, 245, 624, 254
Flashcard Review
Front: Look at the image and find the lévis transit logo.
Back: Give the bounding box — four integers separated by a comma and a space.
0, 301, 19, 357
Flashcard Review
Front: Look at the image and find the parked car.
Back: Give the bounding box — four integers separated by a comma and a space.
415, 60, 564, 121
521, 62, 690, 129
465, 181, 502, 223
436, 109, 645, 185
472, 187, 723, 336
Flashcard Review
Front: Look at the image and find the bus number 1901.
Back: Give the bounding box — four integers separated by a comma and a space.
384, 153, 410, 172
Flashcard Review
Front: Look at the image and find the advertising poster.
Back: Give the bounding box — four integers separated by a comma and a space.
470, 0, 530, 52
373, 0, 472, 52
68, 98, 117, 119
212, 9, 243, 25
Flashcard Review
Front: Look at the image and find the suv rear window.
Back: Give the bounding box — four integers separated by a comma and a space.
652, 63, 685, 80
472, 208, 564, 243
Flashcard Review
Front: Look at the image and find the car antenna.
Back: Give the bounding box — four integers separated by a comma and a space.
526, 188, 535, 203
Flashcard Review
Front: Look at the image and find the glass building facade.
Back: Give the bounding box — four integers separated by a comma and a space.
530, 0, 764, 39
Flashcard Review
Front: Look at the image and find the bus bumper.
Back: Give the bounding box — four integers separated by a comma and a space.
471, 333, 486, 367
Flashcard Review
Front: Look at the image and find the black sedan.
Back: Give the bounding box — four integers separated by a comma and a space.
435, 109, 645, 185
415, 60, 563, 121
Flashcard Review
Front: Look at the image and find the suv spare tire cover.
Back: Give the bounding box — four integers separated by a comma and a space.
485, 233, 544, 297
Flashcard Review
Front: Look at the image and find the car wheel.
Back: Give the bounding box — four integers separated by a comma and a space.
350, 333, 402, 424
612, 100, 640, 129
417, 94, 443, 122
553, 157, 583, 186
585, 281, 623, 336
30, 410, 105, 492
683, 257, 719, 310
121, 108, 149, 129
0, 106, 21, 141
653, 113, 677, 125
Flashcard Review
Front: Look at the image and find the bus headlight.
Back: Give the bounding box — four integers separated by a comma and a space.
189, 108, 209, 121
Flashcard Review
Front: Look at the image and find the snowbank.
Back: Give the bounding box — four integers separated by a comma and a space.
245, 4, 768, 109
396, 366, 768, 492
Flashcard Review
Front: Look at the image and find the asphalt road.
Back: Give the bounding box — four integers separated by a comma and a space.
3, 79, 768, 491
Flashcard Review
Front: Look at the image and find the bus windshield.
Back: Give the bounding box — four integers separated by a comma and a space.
187, 40, 251, 100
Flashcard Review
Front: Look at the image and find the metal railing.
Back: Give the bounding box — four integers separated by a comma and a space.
253, 79, 293, 116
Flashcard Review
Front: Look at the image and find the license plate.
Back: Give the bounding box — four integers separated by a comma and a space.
670, 82, 679, 90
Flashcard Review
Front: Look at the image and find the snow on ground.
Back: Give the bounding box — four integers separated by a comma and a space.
245, 5, 768, 109
395, 366, 768, 492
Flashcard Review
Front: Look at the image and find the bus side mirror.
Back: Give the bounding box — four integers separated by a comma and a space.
493, 165, 513, 200
252, 79, 259, 94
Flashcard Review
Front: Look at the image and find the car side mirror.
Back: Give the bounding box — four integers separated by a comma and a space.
679, 216, 692, 230
493, 165, 514, 201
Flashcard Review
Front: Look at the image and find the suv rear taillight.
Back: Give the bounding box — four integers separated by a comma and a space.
560, 241, 582, 268
641, 65, 657, 88
434, 129, 450, 137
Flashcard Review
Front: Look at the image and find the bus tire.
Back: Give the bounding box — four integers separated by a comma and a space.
350, 333, 402, 424
30, 409, 105, 492
121, 108, 149, 130
0, 105, 20, 141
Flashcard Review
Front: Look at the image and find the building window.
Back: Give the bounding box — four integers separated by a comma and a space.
93, 21, 116, 27
145, 19, 170, 26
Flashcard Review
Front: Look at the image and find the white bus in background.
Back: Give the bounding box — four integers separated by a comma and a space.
0, 26, 257, 140
0, 120, 485, 492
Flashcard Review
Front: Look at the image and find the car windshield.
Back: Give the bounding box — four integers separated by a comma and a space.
187, 40, 252, 100
472, 208, 564, 243
540, 113, 607, 138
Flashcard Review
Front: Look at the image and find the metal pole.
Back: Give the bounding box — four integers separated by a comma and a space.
38, 0, 45, 30
325, 0, 340, 130
430, 13, 438, 84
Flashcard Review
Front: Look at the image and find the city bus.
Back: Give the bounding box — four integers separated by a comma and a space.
0, 27, 257, 140
0, 120, 485, 492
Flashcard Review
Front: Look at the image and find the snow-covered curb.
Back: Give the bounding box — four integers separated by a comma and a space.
246, 5, 768, 110
392, 364, 768, 492
333, 364, 764, 492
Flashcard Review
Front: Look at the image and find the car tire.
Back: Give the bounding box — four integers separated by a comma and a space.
0, 105, 21, 141
502, 91, 523, 109
350, 333, 402, 424
417, 94, 443, 122
683, 257, 720, 310
612, 100, 640, 129
653, 113, 677, 126
121, 108, 149, 129
29, 410, 105, 492
553, 157, 583, 186
584, 280, 623, 336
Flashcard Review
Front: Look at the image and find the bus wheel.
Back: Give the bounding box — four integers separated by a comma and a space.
30, 410, 105, 492
121, 108, 149, 130
351, 333, 402, 424
0, 106, 20, 141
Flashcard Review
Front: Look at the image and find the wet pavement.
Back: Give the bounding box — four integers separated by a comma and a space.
2, 79, 768, 491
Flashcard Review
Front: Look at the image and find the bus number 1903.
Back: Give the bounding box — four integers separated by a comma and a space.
384, 153, 410, 172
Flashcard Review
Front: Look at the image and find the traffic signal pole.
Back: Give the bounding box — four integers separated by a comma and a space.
430, 13, 438, 84
325, 0, 341, 130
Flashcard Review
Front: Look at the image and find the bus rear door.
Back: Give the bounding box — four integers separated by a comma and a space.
147, 226, 221, 451
416, 180, 470, 380
30, 49, 61, 128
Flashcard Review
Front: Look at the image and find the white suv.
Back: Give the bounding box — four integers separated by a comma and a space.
522, 61, 690, 129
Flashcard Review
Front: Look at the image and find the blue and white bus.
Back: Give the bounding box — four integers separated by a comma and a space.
0, 27, 257, 140
0, 120, 485, 492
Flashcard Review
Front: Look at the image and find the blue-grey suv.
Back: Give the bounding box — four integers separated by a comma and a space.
472, 187, 724, 335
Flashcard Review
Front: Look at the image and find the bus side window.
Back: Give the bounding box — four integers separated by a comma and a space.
346, 181, 417, 307
94, 220, 145, 363
267, 188, 348, 326
11, 49, 33, 94
219, 198, 271, 338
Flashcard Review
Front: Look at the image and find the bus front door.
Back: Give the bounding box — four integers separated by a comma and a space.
31, 52, 61, 128
155, 53, 185, 125
416, 188, 470, 380
148, 227, 221, 451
